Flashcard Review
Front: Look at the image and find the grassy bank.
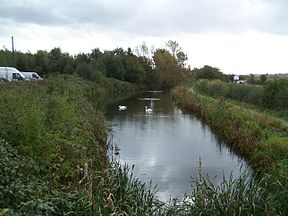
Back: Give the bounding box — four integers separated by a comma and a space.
170, 86, 288, 214
0, 75, 158, 215
194, 79, 288, 121
172, 87, 288, 171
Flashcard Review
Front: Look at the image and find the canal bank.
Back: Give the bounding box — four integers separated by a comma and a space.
0, 75, 158, 215
171, 87, 288, 172
170, 86, 288, 214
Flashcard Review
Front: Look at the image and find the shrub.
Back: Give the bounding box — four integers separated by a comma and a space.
194, 80, 264, 106
263, 79, 288, 110
0, 76, 108, 214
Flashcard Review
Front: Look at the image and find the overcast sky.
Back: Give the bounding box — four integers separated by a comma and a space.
1, 0, 288, 74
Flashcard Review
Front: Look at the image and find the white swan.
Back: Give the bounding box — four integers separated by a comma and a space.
145, 106, 152, 113
119, 105, 127, 111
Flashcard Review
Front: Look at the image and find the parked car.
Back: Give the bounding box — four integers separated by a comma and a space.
21, 72, 43, 80
0, 67, 26, 81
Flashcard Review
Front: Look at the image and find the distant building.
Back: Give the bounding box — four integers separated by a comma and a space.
233, 75, 240, 82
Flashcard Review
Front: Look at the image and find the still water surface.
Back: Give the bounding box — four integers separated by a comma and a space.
106, 91, 249, 202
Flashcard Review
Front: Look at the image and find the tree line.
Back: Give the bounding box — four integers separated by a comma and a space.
0, 41, 195, 89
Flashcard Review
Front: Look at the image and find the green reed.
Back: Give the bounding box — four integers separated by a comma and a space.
163, 171, 288, 216
169, 86, 288, 215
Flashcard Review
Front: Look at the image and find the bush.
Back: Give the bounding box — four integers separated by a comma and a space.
263, 79, 288, 110
0, 76, 108, 214
0, 139, 56, 215
194, 80, 263, 106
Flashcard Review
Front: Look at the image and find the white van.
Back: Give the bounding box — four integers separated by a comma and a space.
21, 72, 43, 80
0, 67, 26, 82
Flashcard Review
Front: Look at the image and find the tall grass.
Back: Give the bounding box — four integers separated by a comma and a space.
91, 163, 163, 215
194, 79, 288, 112
0, 75, 106, 214
194, 80, 288, 132
171, 87, 262, 162
171, 87, 288, 171
170, 87, 288, 215
41, 162, 163, 216
163, 171, 287, 216
0, 75, 158, 215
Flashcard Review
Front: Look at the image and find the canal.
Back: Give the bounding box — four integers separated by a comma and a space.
106, 91, 249, 202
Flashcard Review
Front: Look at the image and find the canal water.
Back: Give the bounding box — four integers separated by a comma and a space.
106, 91, 249, 202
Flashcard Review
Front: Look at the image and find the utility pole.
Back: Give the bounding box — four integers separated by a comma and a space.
11, 36, 15, 66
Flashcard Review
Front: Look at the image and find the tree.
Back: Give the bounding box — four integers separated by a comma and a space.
33, 50, 49, 76
0, 49, 13, 66
99, 53, 125, 80
152, 49, 182, 88
76, 62, 93, 80
61, 53, 75, 74
227, 74, 235, 83
248, 74, 256, 84
166, 40, 181, 57
113, 48, 125, 56
263, 79, 288, 109
15, 51, 32, 71
48, 48, 63, 74
90, 48, 102, 60
260, 74, 267, 84
127, 47, 133, 56
140, 41, 149, 57
176, 51, 188, 67
195, 65, 226, 81
166, 40, 188, 67
123, 55, 146, 83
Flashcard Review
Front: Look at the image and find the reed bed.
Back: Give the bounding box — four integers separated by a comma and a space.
170, 87, 288, 215
163, 171, 288, 216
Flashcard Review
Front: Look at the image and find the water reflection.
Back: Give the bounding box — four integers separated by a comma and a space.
106, 91, 249, 202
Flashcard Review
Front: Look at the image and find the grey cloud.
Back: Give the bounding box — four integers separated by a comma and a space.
103, 0, 288, 36
0, 0, 142, 32
1, 0, 288, 36
0, 5, 69, 26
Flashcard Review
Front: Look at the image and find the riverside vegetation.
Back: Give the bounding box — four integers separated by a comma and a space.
1, 42, 288, 215
194, 79, 288, 119
0, 75, 164, 215
170, 82, 288, 215
3, 76, 287, 215
0, 40, 192, 215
